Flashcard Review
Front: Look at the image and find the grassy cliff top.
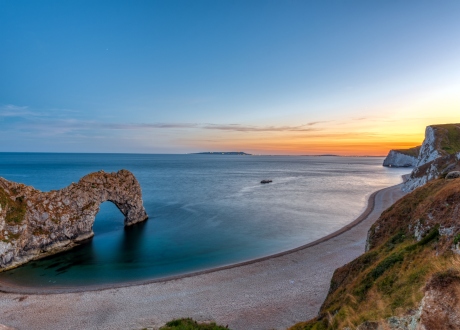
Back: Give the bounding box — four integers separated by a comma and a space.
290, 178, 460, 330
393, 146, 421, 158
0, 186, 26, 225
432, 123, 460, 155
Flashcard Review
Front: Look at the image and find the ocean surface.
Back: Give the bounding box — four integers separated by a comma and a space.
0, 153, 410, 288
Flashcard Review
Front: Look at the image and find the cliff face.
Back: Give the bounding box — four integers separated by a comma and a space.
382, 147, 420, 167
403, 124, 460, 192
290, 177, 460, 330
416, 126, 442, 167
0, 169, 148, 271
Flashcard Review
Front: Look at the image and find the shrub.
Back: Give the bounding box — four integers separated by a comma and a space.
160, 318, 229, 330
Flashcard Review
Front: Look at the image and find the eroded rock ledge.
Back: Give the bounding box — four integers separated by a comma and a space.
0, 169, 148, 271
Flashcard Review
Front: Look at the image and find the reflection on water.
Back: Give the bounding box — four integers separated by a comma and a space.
4, 207, 151, 285
0, 154, 411, 287
44, 221, 150, 274
117, 220, 148, 264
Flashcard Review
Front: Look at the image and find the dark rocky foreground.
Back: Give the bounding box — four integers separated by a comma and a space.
0, 169, 148, 271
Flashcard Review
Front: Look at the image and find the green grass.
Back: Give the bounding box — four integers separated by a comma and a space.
394, 146, 421, 158
434, 124, 460, 155
159, 318, 229, 330
291, 240, 447, 330
454, 234, 460, 245
416, 225, 439, 246
0, 187, 27, 225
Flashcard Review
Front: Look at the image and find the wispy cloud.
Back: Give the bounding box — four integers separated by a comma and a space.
201, 123, 321, 132
99, 122, 323, 132
103, 123, 200, 130
4, 117, 325, 135
0, 104, 81, 119
1, 104, 329, 136
62, 121, 325, 132
306, 121, 330, 126
0, 104, 35, 117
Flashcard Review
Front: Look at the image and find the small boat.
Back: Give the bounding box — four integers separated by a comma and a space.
260, 179, 272, 184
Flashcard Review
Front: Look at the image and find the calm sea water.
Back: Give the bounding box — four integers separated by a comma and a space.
0, 153, 409, 288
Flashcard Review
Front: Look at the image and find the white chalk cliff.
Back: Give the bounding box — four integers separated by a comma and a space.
416, 126, 442, 167
402, 124, 460, 192
383, 149, 419, 167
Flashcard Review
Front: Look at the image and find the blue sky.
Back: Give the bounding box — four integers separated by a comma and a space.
1, 0, 459, 154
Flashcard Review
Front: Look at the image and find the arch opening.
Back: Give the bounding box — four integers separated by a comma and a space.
93, 201, 126, 236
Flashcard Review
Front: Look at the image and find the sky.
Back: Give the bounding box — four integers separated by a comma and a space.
1, 0, 459, 155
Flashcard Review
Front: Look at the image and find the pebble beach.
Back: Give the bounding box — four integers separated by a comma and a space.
0, 183, 405, 330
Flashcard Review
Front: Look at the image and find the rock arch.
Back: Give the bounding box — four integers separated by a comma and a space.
0, 169, 148, 271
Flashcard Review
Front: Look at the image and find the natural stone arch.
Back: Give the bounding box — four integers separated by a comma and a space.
76, 169, 148, 227
0, 169, 148, 271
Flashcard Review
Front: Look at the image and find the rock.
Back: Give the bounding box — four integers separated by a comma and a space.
446, 171, 460, 180
0, 169, 148, 271
383, 149, 418, 167
402, 160, 444, 192
416, 126, 441, 167
354, 304, 423, 329
402, 124, 460, 192
419, 269, 460, 328
356, 321, 380, 330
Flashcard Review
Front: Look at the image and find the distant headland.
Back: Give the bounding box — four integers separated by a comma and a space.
194, 152, 252, 155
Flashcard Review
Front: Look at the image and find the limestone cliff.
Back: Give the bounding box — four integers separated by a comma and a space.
403, 124, 460, 192
0, 169, 148, 271
290, 177, 460, 330
382, 147, 420, 167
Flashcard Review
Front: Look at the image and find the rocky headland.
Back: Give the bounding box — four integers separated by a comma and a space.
0, 169, 148, 271
382, 146, 420, 168
402, 124, 460, 192
291, 173, 460, 329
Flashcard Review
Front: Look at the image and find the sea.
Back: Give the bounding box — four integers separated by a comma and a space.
0, 153, 410, 288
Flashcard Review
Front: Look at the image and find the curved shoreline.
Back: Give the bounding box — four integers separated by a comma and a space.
0, 182, 406, 330
0, 183, 389, 295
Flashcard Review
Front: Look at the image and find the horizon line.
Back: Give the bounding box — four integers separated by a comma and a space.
0, 151, 387, 157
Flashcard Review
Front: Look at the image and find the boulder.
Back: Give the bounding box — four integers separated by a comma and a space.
446, 171, 460, 180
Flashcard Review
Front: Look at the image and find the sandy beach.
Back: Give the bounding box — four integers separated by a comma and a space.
0, 183, 405, 330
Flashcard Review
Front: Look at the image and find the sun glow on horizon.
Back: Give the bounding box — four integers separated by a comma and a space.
180, 108, 459, 156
